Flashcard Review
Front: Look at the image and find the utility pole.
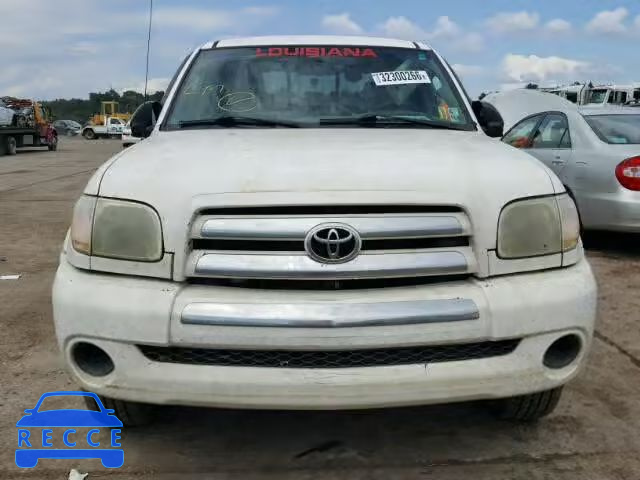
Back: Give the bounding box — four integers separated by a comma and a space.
144, 0, 153, 101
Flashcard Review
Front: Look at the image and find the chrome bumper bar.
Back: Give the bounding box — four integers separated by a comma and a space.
181, 298, 480, 328
195, 214, 468, 240
190, 250, 471, 280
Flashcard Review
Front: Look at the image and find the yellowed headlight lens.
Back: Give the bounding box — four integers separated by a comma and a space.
70, 195, 96, 255
557, 194, 580, 252
92, 198, 162, 262
498, 196, 562, 259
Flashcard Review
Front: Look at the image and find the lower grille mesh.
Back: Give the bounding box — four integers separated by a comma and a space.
138, 340, 520, 369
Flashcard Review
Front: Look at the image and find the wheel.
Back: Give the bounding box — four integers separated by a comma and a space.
6, 136, 17, 155
495, 387, 563, 422
83, 129, 96, 140
84, 394, 155, 427
47, 136, 58, 151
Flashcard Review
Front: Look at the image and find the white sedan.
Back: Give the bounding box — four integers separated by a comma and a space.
485, 90, 640, 232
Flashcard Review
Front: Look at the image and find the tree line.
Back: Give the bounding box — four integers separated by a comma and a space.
43, 89, 164, 124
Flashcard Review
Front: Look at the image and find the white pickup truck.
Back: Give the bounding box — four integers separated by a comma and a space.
53, 36, 597, 426
82, 116, 125, 140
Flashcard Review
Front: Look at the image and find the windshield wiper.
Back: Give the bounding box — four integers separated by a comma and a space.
178, 116, 300, 128
320, 114, 471, 130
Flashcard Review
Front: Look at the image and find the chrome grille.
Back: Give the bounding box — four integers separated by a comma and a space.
185, 206, 475, 283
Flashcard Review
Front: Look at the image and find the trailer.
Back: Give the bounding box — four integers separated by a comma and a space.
0, 98, 58, 157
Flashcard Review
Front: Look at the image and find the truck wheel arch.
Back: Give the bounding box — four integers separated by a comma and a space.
5, 136, 17, 155
83, 128, 97, 140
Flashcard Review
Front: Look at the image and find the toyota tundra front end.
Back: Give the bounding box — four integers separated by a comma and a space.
52, 36, 597, 425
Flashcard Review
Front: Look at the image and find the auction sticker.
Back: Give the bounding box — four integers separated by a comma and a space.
371, 70, 431, 86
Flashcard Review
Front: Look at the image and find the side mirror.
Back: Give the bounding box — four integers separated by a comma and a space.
472, 100, 504, 138
130, 101, 162, 138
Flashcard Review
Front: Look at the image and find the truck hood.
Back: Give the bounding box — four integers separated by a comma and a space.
95, 128, 558, 253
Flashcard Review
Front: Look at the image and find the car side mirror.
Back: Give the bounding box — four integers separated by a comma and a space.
472, 100, 504, 138
130, 101, 162, 138
24, 409, 33, 414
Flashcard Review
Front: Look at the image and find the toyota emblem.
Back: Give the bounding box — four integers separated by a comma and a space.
304, 223, 362, 264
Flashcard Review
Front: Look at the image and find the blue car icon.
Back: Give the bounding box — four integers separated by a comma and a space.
16, 391, 123, 468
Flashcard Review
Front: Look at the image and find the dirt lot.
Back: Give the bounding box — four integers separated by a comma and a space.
1, 138, 640, 479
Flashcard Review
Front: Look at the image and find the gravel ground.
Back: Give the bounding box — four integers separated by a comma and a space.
1, 137, 639, 479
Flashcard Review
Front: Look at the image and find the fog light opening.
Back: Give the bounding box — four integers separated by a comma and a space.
72, 342, 115, 377
543, 334, 582, 369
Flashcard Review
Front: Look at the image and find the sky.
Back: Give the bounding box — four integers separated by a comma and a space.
2, 0, 640, 100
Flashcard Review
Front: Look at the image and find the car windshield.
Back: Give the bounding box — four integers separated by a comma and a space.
164, 46, 474, 130
587, 89, 608, 104
584, 114, 640, 144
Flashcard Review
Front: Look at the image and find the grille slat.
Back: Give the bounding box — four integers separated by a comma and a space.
138, 340, 519, 369
192, 236, 469, 252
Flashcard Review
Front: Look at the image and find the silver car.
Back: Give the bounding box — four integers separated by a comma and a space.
487, 91, 640, 232
0, 99, 15, 126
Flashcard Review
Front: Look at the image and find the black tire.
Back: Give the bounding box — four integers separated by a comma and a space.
496, 387, 563, 422
83, 129, 96, 140
48, 136, 58, 151
6, 136, 17, 155
85, 394, 155, 427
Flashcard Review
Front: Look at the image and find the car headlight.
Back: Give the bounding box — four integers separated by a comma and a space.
70, 195, 163, 262
498, 194, 580, 259
70, 195, 96, 255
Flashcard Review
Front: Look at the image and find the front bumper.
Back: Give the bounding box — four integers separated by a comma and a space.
52, 259, 597, 409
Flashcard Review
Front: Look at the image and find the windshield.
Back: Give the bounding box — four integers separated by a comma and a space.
164, 46, 474, 130
587, 89, 608, 104
584, 114, 640, 144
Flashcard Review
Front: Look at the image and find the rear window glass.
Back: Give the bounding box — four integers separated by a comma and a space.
584, 115, 640, 144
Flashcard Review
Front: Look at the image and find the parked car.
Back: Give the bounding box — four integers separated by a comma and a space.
53, 36, 597, 426
53, 120, 82, 136
485, 90, 640, 232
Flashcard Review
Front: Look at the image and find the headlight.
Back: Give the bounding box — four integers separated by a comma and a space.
70, 196, 163, 262
70, 195, 96, 255
498, 194, 579, 259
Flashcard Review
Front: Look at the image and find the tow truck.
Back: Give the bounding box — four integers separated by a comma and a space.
0, 97, 58, 156
82, 102, 131, 140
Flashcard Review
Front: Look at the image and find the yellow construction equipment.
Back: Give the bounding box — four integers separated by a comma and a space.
90, 101, 132, 126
